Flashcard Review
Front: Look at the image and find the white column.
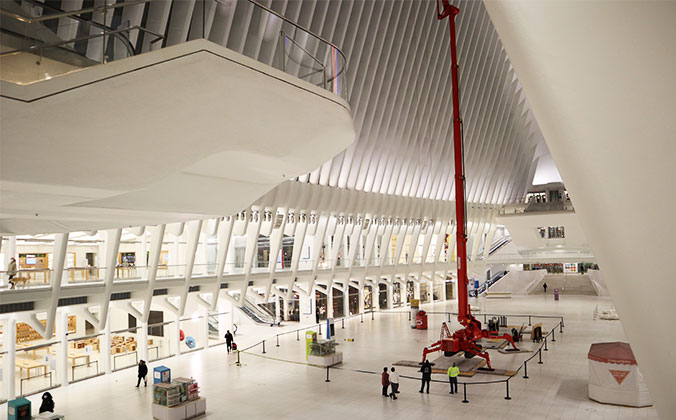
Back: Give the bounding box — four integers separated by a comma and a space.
139, 321, 148, 362
57, 309, 69, 386
274, 295, 281, 323
202, 306, 210, 350
327, 288, 334, 318
102, 317, 111, 374
172, 237, 180, 275
415, 282, 421, 301
174, 313, 181, 356
358, 287, 364, 314
343, 286, 350, 316
442, 273, 448, 301
282, 295, 289, 321
2, 236, 15, 287
4, 318, 16, 399
4, 236, 16, 270
138, 233, 148, 267
387, 283, 394, 309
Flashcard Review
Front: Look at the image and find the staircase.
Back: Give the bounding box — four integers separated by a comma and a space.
531, 274, 597, 296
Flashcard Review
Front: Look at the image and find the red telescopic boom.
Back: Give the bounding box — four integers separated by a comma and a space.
437, 0, 470, 324
422, 0, 519, 369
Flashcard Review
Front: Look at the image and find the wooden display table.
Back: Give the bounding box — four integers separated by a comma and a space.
16, 358, 47, 378
152, 398, 206, 420
67, 351, 90, 366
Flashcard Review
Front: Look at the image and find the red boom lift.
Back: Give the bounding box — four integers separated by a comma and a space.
420, 0, 518, 370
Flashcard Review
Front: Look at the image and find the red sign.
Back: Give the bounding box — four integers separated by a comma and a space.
609, 369, 630, 385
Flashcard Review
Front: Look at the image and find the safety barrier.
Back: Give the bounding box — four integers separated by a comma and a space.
237, 309, 564, 404
20, 371, 54, 397
71, 359, 100, 383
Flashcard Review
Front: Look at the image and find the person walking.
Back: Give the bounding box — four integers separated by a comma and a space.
136, 360, 148, 387
543, 282, 548, 294
7, 257, 17, 289
381, 367, 390, 397
225, 330, 234, 353
447, 362, 460, 394
389, 367, 399, 399
419, 360, 432, 394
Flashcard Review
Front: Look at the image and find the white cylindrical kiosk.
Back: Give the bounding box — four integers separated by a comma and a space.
588, 342, 651, 407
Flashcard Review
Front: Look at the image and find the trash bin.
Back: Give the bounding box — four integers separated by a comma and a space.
416, 310, 428, 330
554, 288, 559, 301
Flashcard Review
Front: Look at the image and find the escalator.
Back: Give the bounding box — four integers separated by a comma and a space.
236, 296, 278, 326
469, 270, 508, 297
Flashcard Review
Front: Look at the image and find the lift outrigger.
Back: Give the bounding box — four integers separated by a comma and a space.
420, 0, 518, 370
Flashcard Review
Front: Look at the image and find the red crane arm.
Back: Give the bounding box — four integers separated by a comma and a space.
437, 0, 470, 324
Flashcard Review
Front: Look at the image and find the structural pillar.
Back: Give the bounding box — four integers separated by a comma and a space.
202, 306, 210, 350
102, 316, 111, 374
415, 281, 421, 302
57, 309, 69, 386
282, 295, 289, 321
358, 287, 364, 314
5, 235, 16, 266
327, 288, 334, 318
174, 313, 182, 356
139, 321, 148, 362
4, 318, 16, 400
274, 295, 281, 323
343, 286, 350, 316
387, 283, 394, 309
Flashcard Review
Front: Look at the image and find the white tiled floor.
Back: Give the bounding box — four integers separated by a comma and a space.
1, 295, 659, 420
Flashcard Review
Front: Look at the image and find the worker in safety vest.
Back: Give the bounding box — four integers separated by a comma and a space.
447, 362, 460, 394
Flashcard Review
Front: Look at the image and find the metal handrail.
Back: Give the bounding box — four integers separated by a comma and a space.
0, 0, 151, 24
229, 0, 347, 81
0, 25, 163, 58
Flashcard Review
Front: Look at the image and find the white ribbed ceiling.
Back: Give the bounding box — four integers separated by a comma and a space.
282, 0, 541, 204
147, 0, 542, 205
14, 0, 543, 209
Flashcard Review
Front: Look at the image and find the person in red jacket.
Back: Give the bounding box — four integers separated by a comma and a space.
381, 367, 390, 397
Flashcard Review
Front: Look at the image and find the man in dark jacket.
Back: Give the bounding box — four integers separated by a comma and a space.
136, 360, 148, 387
419, 360, 432, 393
39, 392, 55, 413
225, 330, 234, 353
381, 367, 390, 397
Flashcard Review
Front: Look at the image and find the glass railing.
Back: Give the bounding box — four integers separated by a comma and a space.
0, 0, 348, 100
0, 255, 453, 291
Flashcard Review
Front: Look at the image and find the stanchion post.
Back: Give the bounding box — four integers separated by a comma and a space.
528, 315, 532, 326
544, 336, 548, 351
236, 350, 241, 366
447, 312, 450, 322
297, 330, 299, 341
262, 340, 266, 354
538, 348, 543, 364
552, 329, 556, 342
325, 366, 330, 383
361, 313, 364, 323
408, 312, 411, 321
462, 383, 468, 403
523, 360, 528, 379
276, 334, 280, 347
371, 311, 374, 320
319, 323, 322, 335
342, 318, 344, 329
559, 320, 563, 333
504, 379, 511, 400
483, 313, 487, 324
